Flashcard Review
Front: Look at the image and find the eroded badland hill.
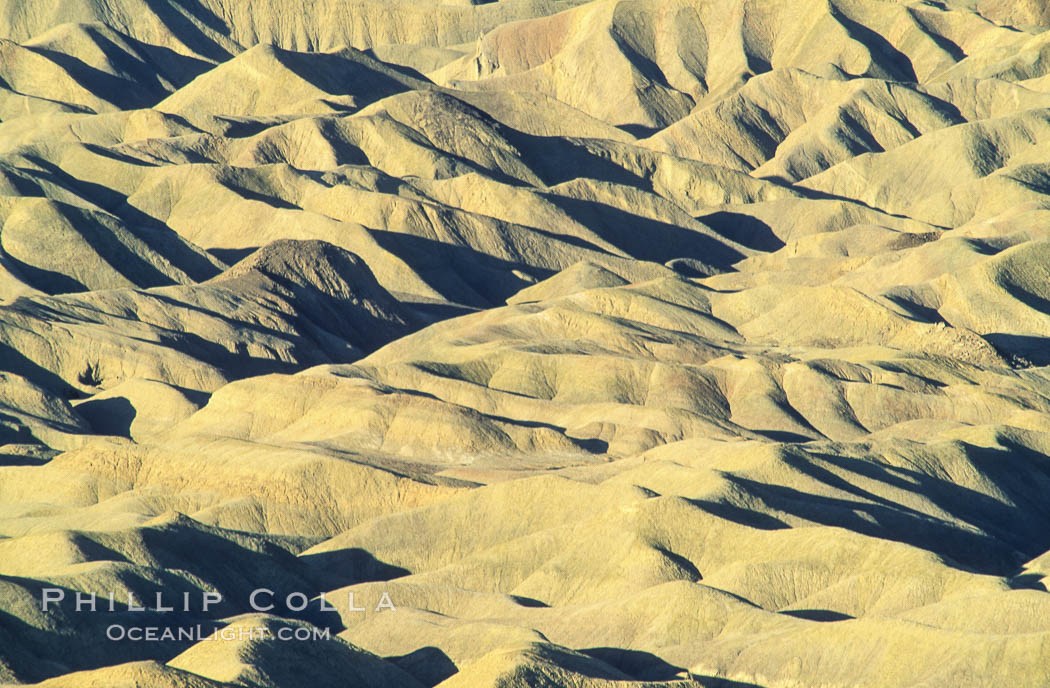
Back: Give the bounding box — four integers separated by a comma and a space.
2, 1, 1050, 686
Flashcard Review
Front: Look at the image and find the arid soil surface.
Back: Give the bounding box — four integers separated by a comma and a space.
3, 1, 1050, 686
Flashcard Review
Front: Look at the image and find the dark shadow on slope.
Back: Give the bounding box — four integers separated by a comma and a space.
67, 532, 134, 564
272, 47, 428, 109
817, 441, 1050, 560
360, 50, 437, 83
838, 108, 891, 153
19, 157, 224, 284
130, 223, 225, 281
1008, 573, 1048, 592
262, 280, 416, 358
500, 129, 653, 189
882, 292, 949, 325
0, 288, 318, 386
151, 328, 305, 378
404, 299, 478, 325
725, 441, 1050, 575
79, 143, 160, 167
609, 26, 681, 94
26, 47, 168, 110
617, 123, 662, 138
582, 647, 687, 681
208, 246, 256, 265
29, 26, 214, 107
0, 451, 54, 466
22, 154, 164, 223
38, 205, 181, 289
984, 333, 1050, 367
726, 472, 1020, 575
136, 522, 319, 613
140, 0, 233, 62
298, 548, 411, 591
211, 115, 287, 138
699, 212, 784, 252
74, 396, 137, 437
907, 9, 968, 62
391, 646, 459, 687
0, 578, 224, 683
729, 101, 790, 164
790, 183, 950, 228
303, 119, 373, 166
388, 385, 610, 454
220, 179, 301, 209
655, 545, 703, 582
829, 4, 918, 82
750, 429, 816, 443
697, 678, 767, 688
544, 196, 746, 268
0, 340, 77, 395
8, 518, 385, 646
666, 257, 733, 278
510, 595, 549, 608
140, 287, 382, 363
1, 253, 87, 295
0, 414, 34, 446
0, 165, 46, 196
120, 30, 217, 90
369, 230, 548, 306
791, 449, 1033, 555
1001, 282, 1050, 320
686, 498, 791, 531
745, 55, 773, 77
780, 609, 854, 622
608, 26, 696, 127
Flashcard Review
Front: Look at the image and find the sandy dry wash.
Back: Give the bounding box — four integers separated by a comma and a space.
2, 0, 1050, 685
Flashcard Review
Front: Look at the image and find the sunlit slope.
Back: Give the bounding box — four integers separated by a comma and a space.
3, 0, 1050, 686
